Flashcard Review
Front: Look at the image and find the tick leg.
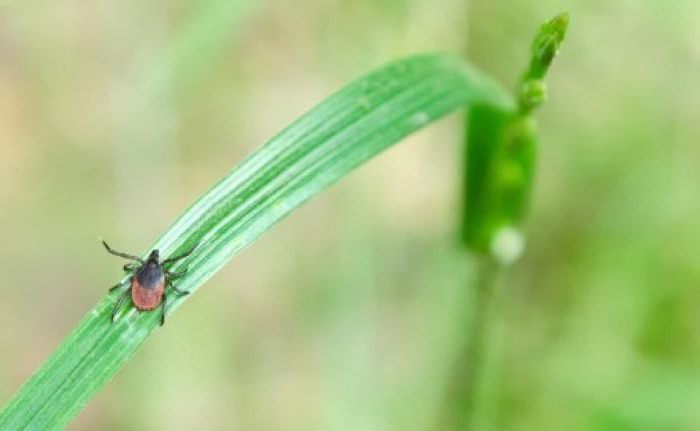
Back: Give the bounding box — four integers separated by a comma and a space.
111, 287, 131, 323
169, 282, 190, 296
165, 269, 187, 278
167, 274, 190, 295
160, 283, 189, 326
160, 292, 167, 326
123, 263, 139, 272
109, 280, 129, 292
162, 243, 199, 265
102, 240, 144, 263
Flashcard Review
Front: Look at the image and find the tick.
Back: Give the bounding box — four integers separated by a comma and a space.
102, 240, 197, 326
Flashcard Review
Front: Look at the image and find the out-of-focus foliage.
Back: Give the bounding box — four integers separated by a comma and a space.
0, 1, 698, 430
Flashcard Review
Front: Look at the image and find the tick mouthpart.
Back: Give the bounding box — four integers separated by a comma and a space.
148, 249, 160, 262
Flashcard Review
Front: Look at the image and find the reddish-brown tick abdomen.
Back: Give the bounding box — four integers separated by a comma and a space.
131, 261, 165, 310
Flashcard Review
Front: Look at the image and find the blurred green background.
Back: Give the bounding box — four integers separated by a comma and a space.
1, 0, 699, 430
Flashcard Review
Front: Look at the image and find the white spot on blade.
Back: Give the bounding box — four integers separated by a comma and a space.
490, 226, 525, 265
409, 112, 429, 127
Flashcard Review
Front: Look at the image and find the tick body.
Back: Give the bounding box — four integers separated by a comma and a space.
131, 252, 166, 310
103, 241, 196, 326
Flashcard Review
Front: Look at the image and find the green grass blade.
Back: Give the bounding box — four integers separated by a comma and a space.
0, 53, 515, 430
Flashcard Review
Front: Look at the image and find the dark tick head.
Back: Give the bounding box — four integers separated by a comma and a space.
148, 249, 160, 264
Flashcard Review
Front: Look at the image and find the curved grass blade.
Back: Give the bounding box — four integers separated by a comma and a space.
0, 53, 516, 429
